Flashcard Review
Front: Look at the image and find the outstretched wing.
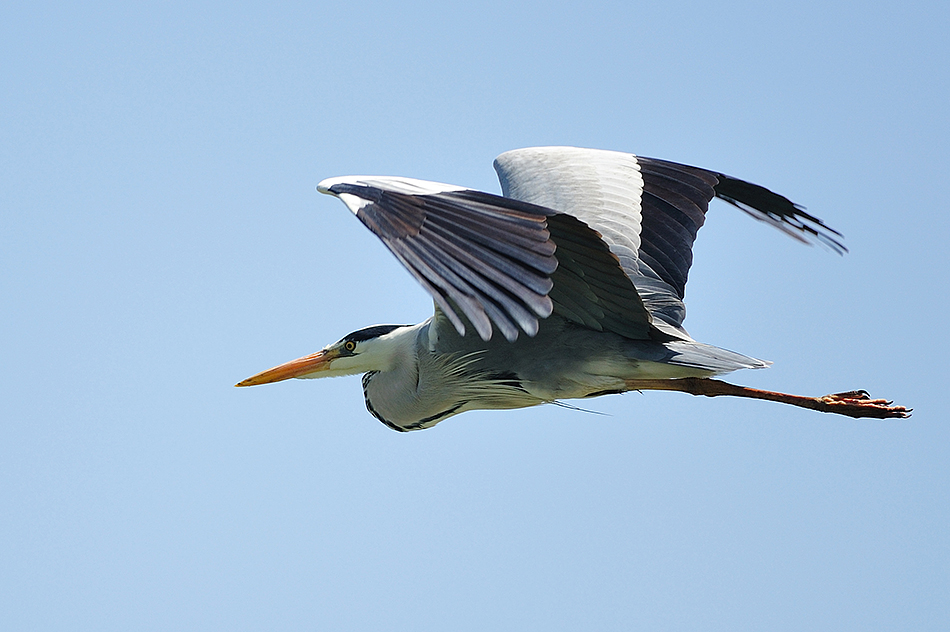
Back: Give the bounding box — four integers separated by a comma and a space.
317, 176, 651, 342
494, 146, 844, 336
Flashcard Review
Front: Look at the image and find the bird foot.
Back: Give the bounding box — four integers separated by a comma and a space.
818, 391, 911, 419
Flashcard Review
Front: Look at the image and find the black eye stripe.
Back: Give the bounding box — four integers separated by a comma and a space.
343, 324, 408, 344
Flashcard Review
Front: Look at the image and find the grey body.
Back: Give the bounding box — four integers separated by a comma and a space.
364, 307, 767, 431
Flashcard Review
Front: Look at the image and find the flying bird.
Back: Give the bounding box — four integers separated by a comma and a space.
237, 146, 908, 430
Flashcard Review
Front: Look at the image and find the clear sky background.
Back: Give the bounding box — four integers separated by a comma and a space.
2, 1, 947, 630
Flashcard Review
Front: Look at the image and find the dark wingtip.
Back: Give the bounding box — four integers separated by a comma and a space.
714, 175, 848, 255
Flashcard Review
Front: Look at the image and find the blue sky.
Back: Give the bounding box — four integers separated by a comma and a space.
2, 1, 947, 630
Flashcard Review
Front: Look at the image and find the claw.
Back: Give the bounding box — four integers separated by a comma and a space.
827, 390, 870, 400
818, 391, 911, 419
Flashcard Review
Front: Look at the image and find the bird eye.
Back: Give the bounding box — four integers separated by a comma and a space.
344, 341, 356, 352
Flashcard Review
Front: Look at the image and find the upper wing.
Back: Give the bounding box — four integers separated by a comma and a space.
317, 176, 650, 342
494, 146, 844, 335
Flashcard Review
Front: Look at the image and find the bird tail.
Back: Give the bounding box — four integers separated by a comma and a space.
662, 340, 770, 375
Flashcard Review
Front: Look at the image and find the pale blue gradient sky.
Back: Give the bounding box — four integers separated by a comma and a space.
2, 1, 947, 630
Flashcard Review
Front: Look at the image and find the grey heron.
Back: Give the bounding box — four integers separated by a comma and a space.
236, 146, 908, 430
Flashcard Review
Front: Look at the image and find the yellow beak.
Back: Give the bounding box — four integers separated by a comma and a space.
235, 348, 339, 387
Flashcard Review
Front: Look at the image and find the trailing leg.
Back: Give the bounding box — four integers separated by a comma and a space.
624, 377, 910, 419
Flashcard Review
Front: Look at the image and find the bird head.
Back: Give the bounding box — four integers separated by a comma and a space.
235, 324, 413, 387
